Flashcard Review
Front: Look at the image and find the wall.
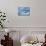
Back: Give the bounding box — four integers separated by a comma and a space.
0, 0, 46, 46
0, 0, 46, 27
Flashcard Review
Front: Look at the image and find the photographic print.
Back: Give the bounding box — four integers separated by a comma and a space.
18, 7, 31, 16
